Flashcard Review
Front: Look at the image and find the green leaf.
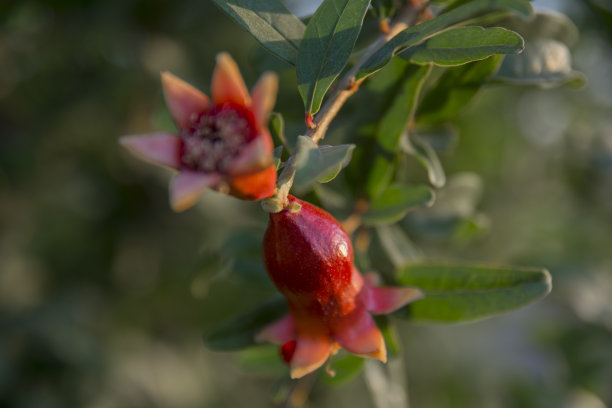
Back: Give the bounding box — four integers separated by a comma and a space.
269, 112, 290, 155
363, 184, 435, 226
273, 146, 283, 170
417, 56, 502, 124
395, 263, 552, 322
293, 136, 355, 190
297, 0, 371, 114
356, 0, 533, 79
375, 225, 424, 268
322, 353, 365, 385
365, 64, 431, 198
203, 297, 288, 351
401, 133, 446, 188
212, 0, 305, 65
401, 26, 524, 66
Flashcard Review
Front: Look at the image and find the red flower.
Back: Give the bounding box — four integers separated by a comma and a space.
120, 53, 278, 211
259, 196, 423, 378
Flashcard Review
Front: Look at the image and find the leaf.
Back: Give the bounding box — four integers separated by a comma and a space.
493, 39, 586, 88
297, 0, 371, 114
356, 0, 533, 80
417, 56, 502, 124
375, 224, 424, 268
273, 146, 283, 170
203, 297, 288, 351
401, 133, 446, 188
269, 112, 290, 155
363, 184, 435, 226
400, 26, 524, 66
293, 136, 355, 190
213, 0, 305, 65
365, 64, 431, 198
395, 263, 552, 322
498, 10, 579, 46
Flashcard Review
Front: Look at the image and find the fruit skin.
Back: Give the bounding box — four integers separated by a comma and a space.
260, 196, 423, 379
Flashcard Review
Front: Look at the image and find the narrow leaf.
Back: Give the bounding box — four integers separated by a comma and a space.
417, 55, 502, 124
401, 26, 524, 66
363, 184, 435, 226
395, 263, 552, 322
213, 0, 305, 65
293, 136, 355, 189
365, 64, 432, 198
357, 0, 533, 79
297, 0, 371, 114
401, 132, 446, 188
203, 297, 288, 351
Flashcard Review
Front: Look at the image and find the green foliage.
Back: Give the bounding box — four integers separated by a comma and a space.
322, 353, 365, 385
293, 136, 355, 190
396, 264, 552, 322
357, 0, 532, 79
212, 0, 305, 65
297, 0, 371, 114
203, 297, 288, 350
401, 133, 447, 188
401, 26, 524, 66
362, 184, 435, 226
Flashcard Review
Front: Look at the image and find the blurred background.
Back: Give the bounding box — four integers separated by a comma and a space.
1, 0, 611, 407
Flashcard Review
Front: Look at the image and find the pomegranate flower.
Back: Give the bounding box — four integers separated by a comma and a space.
120, 53, 278, 211
260, 196, 424, 379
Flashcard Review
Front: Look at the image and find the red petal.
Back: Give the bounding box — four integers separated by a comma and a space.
211, 53, 251, 107
119, 132, 181, 169
169, 171, 221, 212
290, 332, 333, 379
364, 286, 424, 315
226, 132, 274, 176
251, 72, 278, 129
255, 314, 295, 345
228, 165, 276, 201
161, 72, 210, 130
332, 308, 386, 362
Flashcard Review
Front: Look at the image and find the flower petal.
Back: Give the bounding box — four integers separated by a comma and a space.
161, 71, 210, 130
255, 314, 295, 345
169, 171, 221, 212
251, 72, 278, 129
228, 165, 276, 201
119, 132, 181, 169
332, 308, 387, 362
290, 332, 333, 379
226, 132, 274, 176
211, 52, 251, 107
364, 286, 424, 315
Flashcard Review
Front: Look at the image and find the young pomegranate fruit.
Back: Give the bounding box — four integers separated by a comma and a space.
260, 196, 423, 378
120, 52, 277, 211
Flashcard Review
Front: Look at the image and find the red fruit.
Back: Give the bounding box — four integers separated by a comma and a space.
259, 196, 423, 378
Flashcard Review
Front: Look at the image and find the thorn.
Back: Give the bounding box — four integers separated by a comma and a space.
305, 113, 316, 130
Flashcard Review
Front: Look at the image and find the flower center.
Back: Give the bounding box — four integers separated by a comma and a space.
180, 103, 256, 173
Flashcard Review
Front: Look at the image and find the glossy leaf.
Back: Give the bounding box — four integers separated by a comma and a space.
356, 0, 532, 79
213, 0, 305, 65
363, 184, 435, 226
204, 297, 288, 351
401, 133, 446, 188
293, 136, 355, 189
395, 263, 552, 322
297, 0, 371, 114
401, 26, 524, 66
366, 64, 432, 198
417, 56, 502, 124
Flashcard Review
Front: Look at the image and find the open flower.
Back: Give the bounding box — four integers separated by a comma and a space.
259, 196, 423, 378
120, 53, 278, 211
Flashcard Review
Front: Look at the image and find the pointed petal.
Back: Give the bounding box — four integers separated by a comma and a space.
169, 171, 220, 212
251, 72, 278, 129
332, 309, 387, 362
255, 314, 295, 345
228, 165, 276, 201
290, 333, 332, 379
226, 132, 274, 176
364, 286, 424, 315
161, 71, 210, 130
211, 52, 251, 107
119, 132, 181, 169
